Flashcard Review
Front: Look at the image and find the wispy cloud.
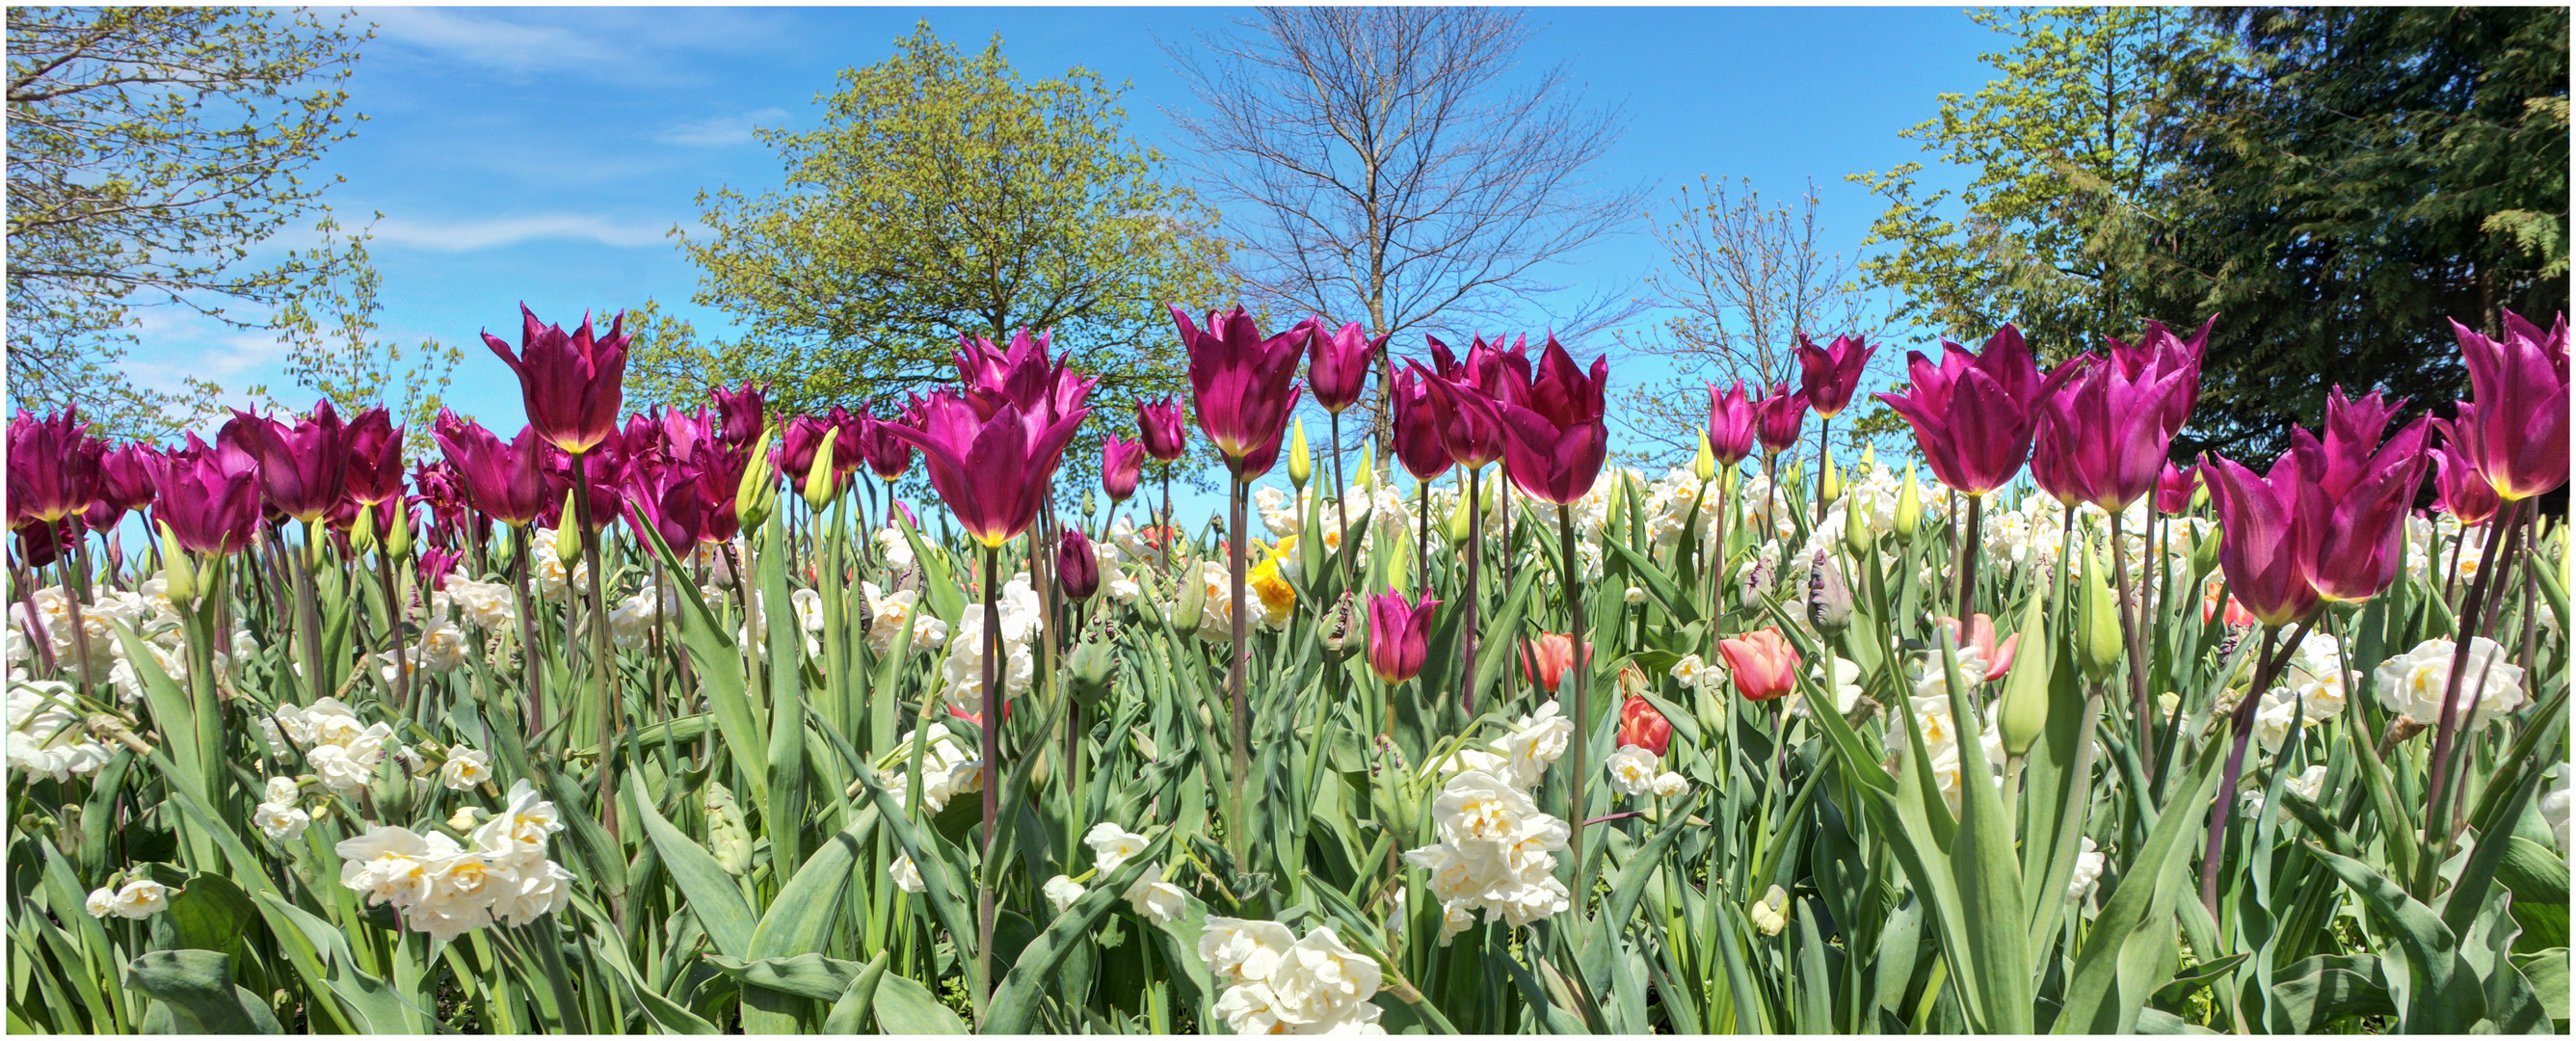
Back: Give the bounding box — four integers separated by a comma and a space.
372, 214, 673, 253
369, 9, 627, 75
657, 108, 789, 147
367, 8, 792, 83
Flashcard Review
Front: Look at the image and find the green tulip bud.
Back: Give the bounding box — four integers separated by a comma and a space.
736, 423, 779, 531
1079, 487, 1098, 520
1820, 448, 1843, 504
1319, 592, 1360, 660
1844, 492, 1872, 556
1355, 439, 1377, 494
1172, 567, 1207, 632
1894, 466, 1923, 544
350, 502, 379, 555
1996, 591, 2051, 758
2191, 524, 2221, 581
1068, 636, 1117, 707
1693, 431, 1717, 483
1783, 461, 1805, 495
385, 505, 412, 562
1288, 418, 1313, 492
1862, 444, 1877, 471
157, 522, 196, 605
2189, 481, 2211, 512
801, 427, 840, 512
1446, 483, 1474, 547
2078, 534, 2123, 683
1607, 472, 1630, 533
554, 489, 583, 567
703, 782, 753, 875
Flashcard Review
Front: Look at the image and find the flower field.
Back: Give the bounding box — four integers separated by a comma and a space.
4, 304, 2568, 1034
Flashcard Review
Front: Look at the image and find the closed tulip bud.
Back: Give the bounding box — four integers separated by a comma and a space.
1996, 592, 2051, 758
1820, 448, 1843, 504
2078, 536, 2122, 683
1693, 431, 1717, 483
1446, 483, 1474, 547
1863, 445, 1877, 469
351, 502, 379, 554
1607, 472, 1630, 532
735, 424, 779, 531
2190, 525, 2220, 581
1784, 461, 1805, 494
703, 783, 753, 875
1356, 439, 1377, 493
2189, 481, 2210, 512
1067, 636, 1116, 707
157, 522, 197, 605
1079, 488, 1097, 520
1894, 466, 1923, 543
385, 506, 412, 562
801, 428, 840, 511
1288, 420, 1315, 492
1056, 530, 1100, 601
1807, 549, 1852, 635
1172, 566, 1206, 632
1843, 493, 1871, 556
1319, 592, 1360, 659
555, 489, 583, 567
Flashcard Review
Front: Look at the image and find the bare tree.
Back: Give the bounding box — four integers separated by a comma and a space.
1163, 8, 1646, 449
1613, 175, 1882, 464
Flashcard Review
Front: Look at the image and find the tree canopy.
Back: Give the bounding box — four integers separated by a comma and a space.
639, 22, 1235, 487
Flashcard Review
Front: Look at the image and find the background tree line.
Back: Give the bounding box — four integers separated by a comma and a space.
9, 7, 2563, 475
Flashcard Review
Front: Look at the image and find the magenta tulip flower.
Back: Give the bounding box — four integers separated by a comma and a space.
1175, 305, 1307, 479
1135, 397, 1190, 462
1753, 384, 1808, 458
435, 419, 558, 526
1101, 435, 1147, 503
1390, 366, 1453, 482
2441, 310, 2568, 502
228, 401, 351, 523
84, 442, 162, 531
1793, 333, 1876, 418
7, 407, 103, 527
1056, 529, 1101, 600
624, 460, 717, 549
1705, 379, 1758, 466
2283, 387, 2430, 603
778, 415, 831, 485
1365, 587, 1442, 684
709, 382, 766, 448
2105, 317, 2211, 435
2198, 453, 2322, 628
1310, 321, 1386, 414
2291, 387, 2427, 500
483, 305, 629, 456
1415, 361, 1506, 471
1874, 325, 2078, 496
958, 329, 1097, 431
2154, 462, 2197, 515
2430, 434, 2501, 525
853, 406, 916, 482
344, 408, 407, 508
879, 389, 1089, 548
2031, 336, 2199, 512
1492, 335, 1610, 506
154, 433, 263, 555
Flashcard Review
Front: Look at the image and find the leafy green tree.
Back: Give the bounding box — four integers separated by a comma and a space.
7, 7, 447, 438
2138, 7, 2568, 459
643, 23, 1235, 486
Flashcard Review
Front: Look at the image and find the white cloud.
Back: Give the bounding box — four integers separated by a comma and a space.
657, 108, 789, 147
371, 214, 673, 253
368, 9, 627, 75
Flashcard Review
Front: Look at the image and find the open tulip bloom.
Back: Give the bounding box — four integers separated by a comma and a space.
1309, 321, 1385, 414
2032, 324, 2204, 513
483, 305, 629, 457
1704, 379, 1759, 467
2442, 310, 2568, 502
1492, 336, 1609, 507
879, 391, 1087, 549
1876, 325, 2078, 499
1365, 588, 1440, 685
1175, 305, 1307, 479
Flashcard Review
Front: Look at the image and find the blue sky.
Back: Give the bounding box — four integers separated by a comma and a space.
129, 6, 2004, 515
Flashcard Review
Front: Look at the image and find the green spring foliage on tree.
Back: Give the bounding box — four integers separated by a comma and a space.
7, 6, 455, 440
633, 22, 1237, 490
1850, 6, 2568, 462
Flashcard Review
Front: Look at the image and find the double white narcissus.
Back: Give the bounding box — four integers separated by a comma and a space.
1406, 699, 1583, 943
334, 780, 574, 943
2374, 636, 2528, 732
1200, 919, 1388, 1034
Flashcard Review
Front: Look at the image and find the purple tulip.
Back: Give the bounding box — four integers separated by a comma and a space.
435, 418, 558, 526
958, 329, 1097, 432
1101, 435, 1147, 503
2441, 310, 2568, 502
1135, 397, 1189, 463
1056, 529, 1101, 600
343, 408, 407, 507
1492, 335, 1610, 506
1310, 321, 1386, 414
8, 407, 104, 528
1175, 305, 1306, 479
710, 382, 766, 449
1873, 326, 2078, 496
1415, 360, 1506, 471
1793, 333, 1876, 419
483, 305, 629, 456
154, 433, 263, 555
2291, 387, 2425, 500
229, 400, 351, 522
852, 405, 917, 482
1705, 379, 1758, 466
2031, 331, 2199, 512
1390, 366, 1453, 482
2430, 432, 2501, 525
779, 415, 835, 486
2199, 452, 2323, 627
2154, 462, 2197, 515
84, 442, 162, 531
418, 546, 463, 589
1365, 587, 1442, 684
13, 520, 75, 569
624, 457, 716, 549
2104, 317, 2211, 437
2203, 387, 2429, 620
879, 389, 1089, 548
1753, 384, 1808, 458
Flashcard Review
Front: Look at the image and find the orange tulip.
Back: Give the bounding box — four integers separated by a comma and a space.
1520, 632, 1590, 693
1717, 627, 1801, 702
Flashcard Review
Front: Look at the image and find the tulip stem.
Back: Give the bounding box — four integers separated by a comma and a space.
375, 539, 411, 713
1331, 412, 1353, 599
977, 542, 1001, 1012
1227, 476, 1252, 868
511, 523, 544, 732
1461, 466, 1482, 717
1556, 502, 1588, 914
2200, 620, 2307, 916
2425, 497, 2531, 854
295, 519, 327, 705
1814, 414, 1832, 530
571, 452, 624, 914
57, 520, 100, 702
1952, 494, 1984, 622
2108, 509, 2155, 781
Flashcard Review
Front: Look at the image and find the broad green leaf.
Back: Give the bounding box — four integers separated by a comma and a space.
127, 950, 280, 1034
2305, 841, 2486, 1032
984, 835, 1170, 1033
872, 971, 969, 1034
628, 786, 757, 961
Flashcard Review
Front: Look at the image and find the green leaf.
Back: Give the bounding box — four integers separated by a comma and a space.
636, 521, 766, 803
2304, 841, 2486, 1032
162, 872, 255, 954
127, 950, 280, 1034
985, 836, 1171, 1033
2057, 734, 2228, 1034
823, 952, 891, 1034
2271, 954, 2395, 1031
749, 803, 879, 959
705, 952, 868, 1002
627, 785, 757, 961
871, 971, 969, 1034
1939, 629, 2032, 1033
